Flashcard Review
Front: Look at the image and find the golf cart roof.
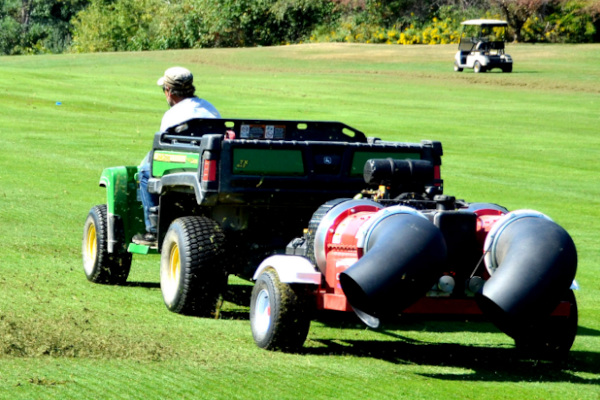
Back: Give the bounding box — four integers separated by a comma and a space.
461, 19, 508, 27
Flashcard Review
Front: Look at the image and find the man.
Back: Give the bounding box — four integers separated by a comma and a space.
133, 67, 221, 246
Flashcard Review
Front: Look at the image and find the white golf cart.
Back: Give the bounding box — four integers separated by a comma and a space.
454, 19, 513, 73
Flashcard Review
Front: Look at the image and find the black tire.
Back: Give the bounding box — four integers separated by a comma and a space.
503, 64, 513, 73
453, 61, 463, 72
160, 216, 227, 317
82, 205, 132, 284
250, 268, 312, 351
514, 290, 578, 359
473, 61, 485, 73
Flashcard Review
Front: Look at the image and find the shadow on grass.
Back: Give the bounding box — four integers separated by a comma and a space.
218, 284, 253, 320
123, 281, 160, 289
302, 307, 600, 383
577, 325, 600, 337
305, 336, 600, 384
223, 283, 253, 308
303, 313, 600, 384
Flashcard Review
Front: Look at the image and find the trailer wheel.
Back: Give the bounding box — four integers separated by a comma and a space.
160, 216, 227, 317
473, 61, 485, 73
453, 61, 463, 72
514, 290, 578, 359
250, 268, 311, 351
82, 205, 132, 284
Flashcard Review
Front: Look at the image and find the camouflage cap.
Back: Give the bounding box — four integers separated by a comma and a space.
157, 66, 194, 90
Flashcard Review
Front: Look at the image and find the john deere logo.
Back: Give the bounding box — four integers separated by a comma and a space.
324, 156, 332, 165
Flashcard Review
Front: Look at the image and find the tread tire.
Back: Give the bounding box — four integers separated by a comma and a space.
82, 205, 132, 285
250, 268, 311, 351
514, 290, 578, 359
160, 216, 227, 317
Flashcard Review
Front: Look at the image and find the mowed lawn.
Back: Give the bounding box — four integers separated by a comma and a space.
0, 43, 599, 399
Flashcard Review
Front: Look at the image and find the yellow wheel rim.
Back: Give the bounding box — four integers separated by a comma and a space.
85, 223, 97, 266
168, 243, 181, 285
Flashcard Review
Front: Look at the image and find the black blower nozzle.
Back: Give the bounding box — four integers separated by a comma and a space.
476, 212, 577, 338
340, 210, 447, 322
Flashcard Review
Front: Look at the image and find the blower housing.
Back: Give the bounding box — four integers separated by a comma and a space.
250, 154, 578, 358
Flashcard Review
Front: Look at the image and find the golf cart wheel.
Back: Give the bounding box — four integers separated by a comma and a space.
250, 268, 311, 351
82, 205, 132, 284
160, 216, 227, 317
473, 61, 485, 73
503, 64, 513, 73
453, 61, 463, 72
514, 290, 578, 359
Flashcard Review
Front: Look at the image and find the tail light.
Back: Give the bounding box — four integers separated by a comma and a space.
434, 165, 441, 186
202, 160, 217, 182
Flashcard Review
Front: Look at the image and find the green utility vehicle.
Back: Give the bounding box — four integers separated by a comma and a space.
82, 118, 443, 317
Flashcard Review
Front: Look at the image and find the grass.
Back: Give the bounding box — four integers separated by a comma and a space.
0, 43, 599, 399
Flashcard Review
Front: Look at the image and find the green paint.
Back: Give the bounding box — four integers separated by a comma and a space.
127, 242, 158, 255
152, 151, 199, 177
233, 148, 304, 175
100, 166, 145, 242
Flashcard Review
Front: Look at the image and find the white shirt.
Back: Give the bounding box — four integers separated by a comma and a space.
140, 97, 221, 167
160, 97, 221, 132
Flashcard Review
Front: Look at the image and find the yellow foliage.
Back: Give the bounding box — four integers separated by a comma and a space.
310, 15, 463, 46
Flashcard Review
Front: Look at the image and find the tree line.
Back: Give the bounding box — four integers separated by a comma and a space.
1, 0, 599, 55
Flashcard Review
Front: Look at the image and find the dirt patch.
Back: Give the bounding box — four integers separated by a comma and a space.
0, 313, 173, 361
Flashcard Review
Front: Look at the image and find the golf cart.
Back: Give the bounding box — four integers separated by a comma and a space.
454, 19, 513, 73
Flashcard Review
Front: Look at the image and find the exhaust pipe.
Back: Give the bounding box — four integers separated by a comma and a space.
477, 210, 577, 338
340, 207, 447, 323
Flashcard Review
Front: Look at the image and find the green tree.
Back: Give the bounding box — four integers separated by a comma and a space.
490, 0, 552, 41
0, 0, 89, 55
71, 0, 333, 51
71, 0, 169, 52
195, 0, 334, 47
0, 2, 22, 55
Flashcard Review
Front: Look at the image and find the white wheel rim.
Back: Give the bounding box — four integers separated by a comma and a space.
161, 242, 181, 305
254, 289, 271, 336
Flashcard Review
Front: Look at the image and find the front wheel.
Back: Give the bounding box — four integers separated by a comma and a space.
503, 64, 513, 73
160, 216, 227, 317
250, 268, 312, 351
453, 61, 463, 72
473, 61, 485, 73
82, 205, 131, 284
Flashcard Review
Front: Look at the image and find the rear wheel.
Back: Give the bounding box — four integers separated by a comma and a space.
82, 205, 131, 284
453, 61, 463, 72
160, 216, 227, 317
250, 268, 311, 351
514, 290, 578, 359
